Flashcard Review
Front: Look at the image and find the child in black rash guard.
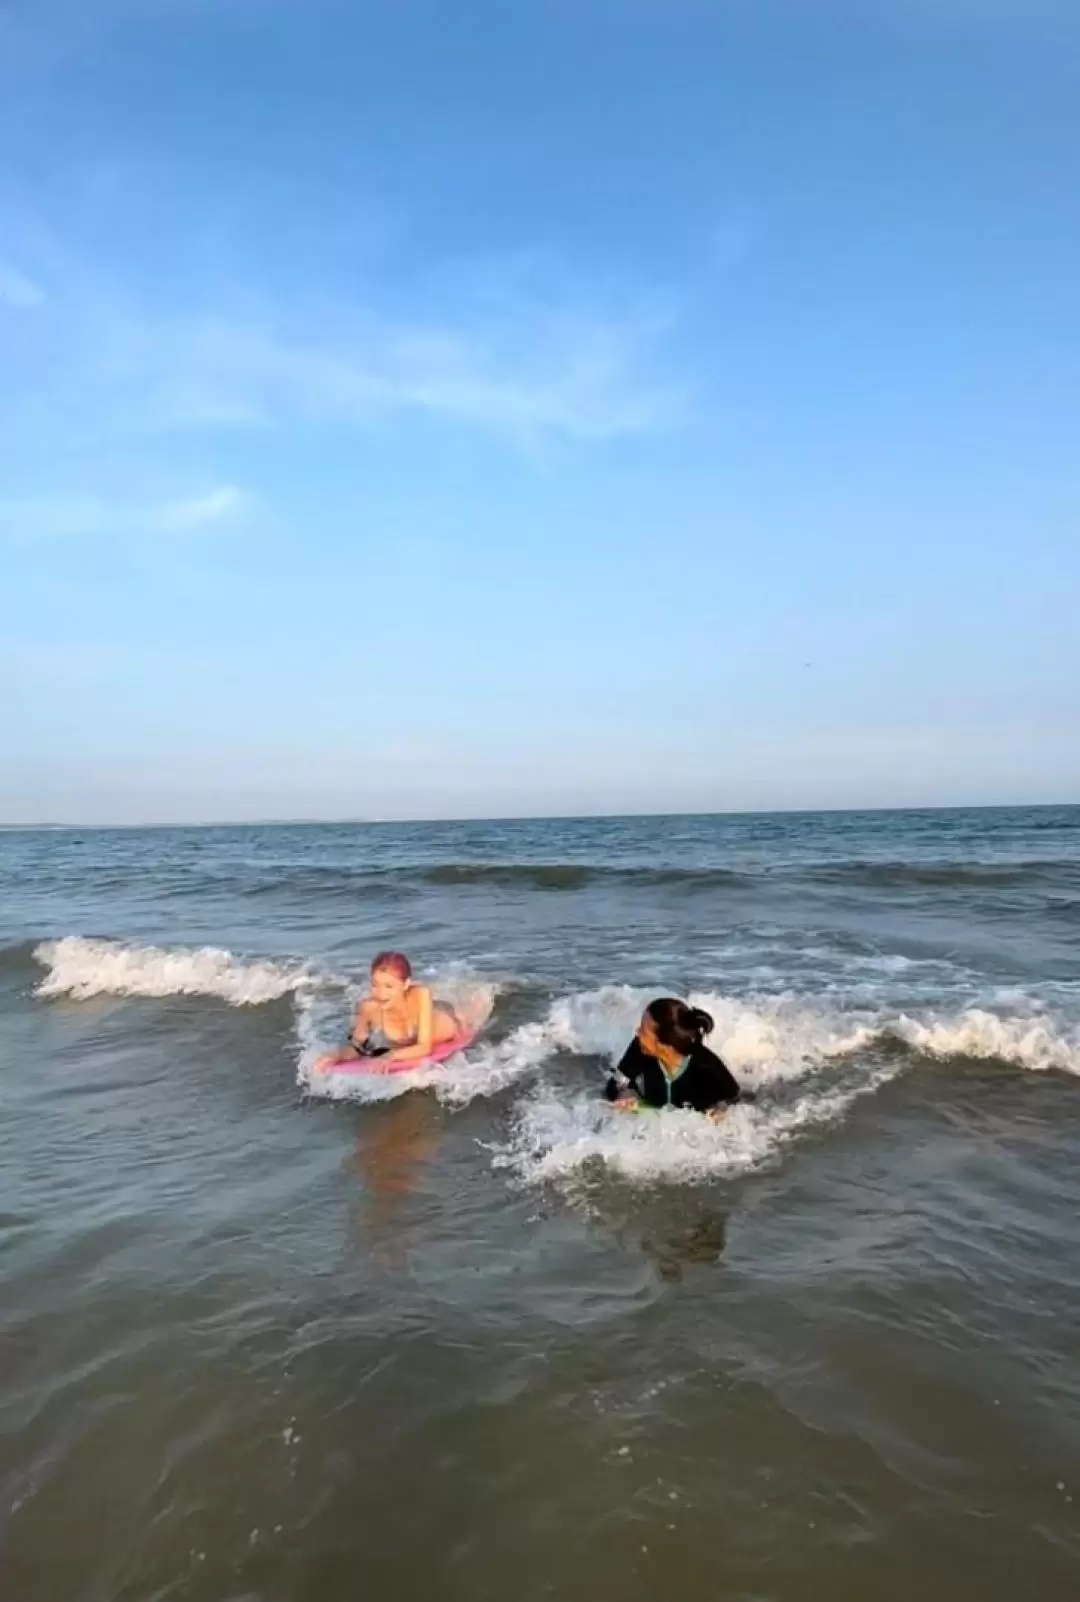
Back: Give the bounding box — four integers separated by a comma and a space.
605, 997, 742, 1117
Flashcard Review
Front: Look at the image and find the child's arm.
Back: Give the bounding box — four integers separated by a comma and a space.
604, 1039, 646, 1105
313, 999, 374, 1074
348, 998, 375, 1052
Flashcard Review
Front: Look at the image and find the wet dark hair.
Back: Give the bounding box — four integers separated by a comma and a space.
644, 997, 714, 1055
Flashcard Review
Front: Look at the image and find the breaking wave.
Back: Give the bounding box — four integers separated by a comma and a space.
886, 1008, 1080, 1074
30, 944, 1080, 1188
33, 936, 317, 1006
485, 984, 1080, 1188
495, 1073, 903, 1189
297, 970, 1080, 1196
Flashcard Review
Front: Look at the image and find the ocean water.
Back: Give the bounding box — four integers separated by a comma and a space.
1, 806, 1079, 1601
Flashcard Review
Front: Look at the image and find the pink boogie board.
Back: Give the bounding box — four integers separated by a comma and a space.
318, 1031, 476, 1077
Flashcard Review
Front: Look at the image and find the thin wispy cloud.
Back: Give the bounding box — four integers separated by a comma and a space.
0, 260, 46, 309
0, 196, 682, 453
68, 295, 681, 447
150, 484, 248, 532
0, 484, 249, 541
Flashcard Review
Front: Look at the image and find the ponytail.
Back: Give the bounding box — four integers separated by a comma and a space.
644, 998, 713, 1055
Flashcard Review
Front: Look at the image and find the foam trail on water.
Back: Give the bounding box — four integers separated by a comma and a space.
496, 1068, 903, 1188
34, 936, 316, 1006
435, 1015, 562, 1107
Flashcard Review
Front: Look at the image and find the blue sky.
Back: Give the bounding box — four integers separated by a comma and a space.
1, 0, 1078, 823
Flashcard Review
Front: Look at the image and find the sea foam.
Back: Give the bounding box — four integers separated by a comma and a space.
33, 947, 1080, 1179
33, 936, 314, 1006
484, 984, 1080, 1188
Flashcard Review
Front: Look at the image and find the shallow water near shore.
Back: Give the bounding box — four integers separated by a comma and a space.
2, 806, 1079, 1600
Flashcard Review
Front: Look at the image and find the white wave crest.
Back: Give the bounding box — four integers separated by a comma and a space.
539, 984, 1080, 1084
302, 976, 1080, 1125
436, 1015, 559, 1107
889, 1008, 1080, 1076
34, 936, 314, 1006
489, 983, 898, 1187
486, 985, 1080, 1189
542, 984, 877, 1087
301, 982, 881, 1116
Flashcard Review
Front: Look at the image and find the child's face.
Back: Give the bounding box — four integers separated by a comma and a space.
637, 1012, 660, 1057
371, 967, 407, 1005
638, 1011, 683, 1069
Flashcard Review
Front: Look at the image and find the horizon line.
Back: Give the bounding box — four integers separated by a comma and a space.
1, 798, 1076, 832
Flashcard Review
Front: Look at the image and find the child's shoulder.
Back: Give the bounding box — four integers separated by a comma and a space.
691, 1042, 724, 1069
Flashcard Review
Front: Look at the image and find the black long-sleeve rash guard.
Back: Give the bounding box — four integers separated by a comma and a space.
607, 1038, 742, 1112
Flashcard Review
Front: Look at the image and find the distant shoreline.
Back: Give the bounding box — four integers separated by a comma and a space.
1, 800, 1076, 833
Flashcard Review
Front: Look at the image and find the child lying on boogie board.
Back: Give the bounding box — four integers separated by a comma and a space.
605, 997, 743, 1120
314, 950, 463, 1074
